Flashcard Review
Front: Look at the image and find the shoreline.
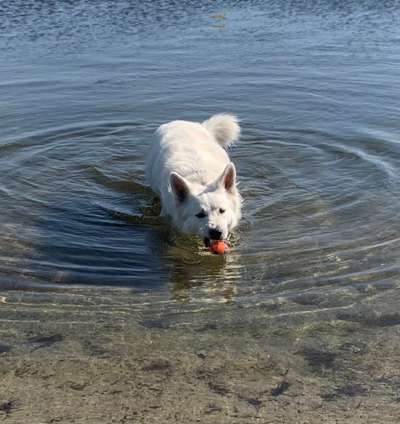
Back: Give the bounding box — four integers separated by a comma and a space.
1, 285, 399, 423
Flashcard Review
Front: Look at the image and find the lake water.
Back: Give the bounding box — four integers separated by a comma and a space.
1, 1, 400, 422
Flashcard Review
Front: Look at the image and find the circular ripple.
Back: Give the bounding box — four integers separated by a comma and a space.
0, 121, 171, 289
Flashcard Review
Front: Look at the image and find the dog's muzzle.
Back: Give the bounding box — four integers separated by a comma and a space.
208, 228, 223, 240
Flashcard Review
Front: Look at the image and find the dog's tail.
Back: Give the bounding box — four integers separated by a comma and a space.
202, 114, 240, 148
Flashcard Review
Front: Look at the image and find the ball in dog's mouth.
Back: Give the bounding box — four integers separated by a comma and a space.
204, 237, 230, 254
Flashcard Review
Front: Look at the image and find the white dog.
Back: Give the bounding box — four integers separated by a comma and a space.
146, 114, 242, 247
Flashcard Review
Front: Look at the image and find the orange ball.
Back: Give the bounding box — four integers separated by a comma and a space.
210, 240, 228, 255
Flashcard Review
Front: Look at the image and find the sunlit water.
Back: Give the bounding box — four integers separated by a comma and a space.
1, 0, 400, 318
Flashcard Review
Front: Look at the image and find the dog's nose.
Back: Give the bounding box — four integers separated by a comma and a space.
209, 228, 223, 240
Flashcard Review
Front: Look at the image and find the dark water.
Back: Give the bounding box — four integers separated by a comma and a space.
1, 0, 400, 311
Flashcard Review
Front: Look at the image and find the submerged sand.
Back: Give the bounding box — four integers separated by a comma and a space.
0, 284, 400, 424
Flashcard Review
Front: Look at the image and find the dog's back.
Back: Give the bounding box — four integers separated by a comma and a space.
145, 114, 241, 240
146, 114, 240, 196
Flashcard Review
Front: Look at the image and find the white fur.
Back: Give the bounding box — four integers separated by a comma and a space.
146, 114, 242, 243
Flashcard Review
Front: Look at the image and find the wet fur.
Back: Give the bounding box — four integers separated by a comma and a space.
146, 114, 242, 243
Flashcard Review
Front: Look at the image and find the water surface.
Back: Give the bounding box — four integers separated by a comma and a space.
1, 0, 400, 321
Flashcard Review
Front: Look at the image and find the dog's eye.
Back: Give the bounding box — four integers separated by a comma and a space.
196, 210, 207, 218
219, 208, 226, 214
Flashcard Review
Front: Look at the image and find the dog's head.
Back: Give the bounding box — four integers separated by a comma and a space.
169, 163, 241, 246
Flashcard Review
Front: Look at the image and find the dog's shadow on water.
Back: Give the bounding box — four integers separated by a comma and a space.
91, 168, 241, 303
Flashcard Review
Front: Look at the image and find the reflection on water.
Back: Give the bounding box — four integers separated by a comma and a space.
1, 0, 400, 317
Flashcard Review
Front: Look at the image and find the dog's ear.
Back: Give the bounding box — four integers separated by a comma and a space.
170, 172, 191, 202
217, 163, 236, 193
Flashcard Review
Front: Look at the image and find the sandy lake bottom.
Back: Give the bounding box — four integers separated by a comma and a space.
1, 282, 400, 423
